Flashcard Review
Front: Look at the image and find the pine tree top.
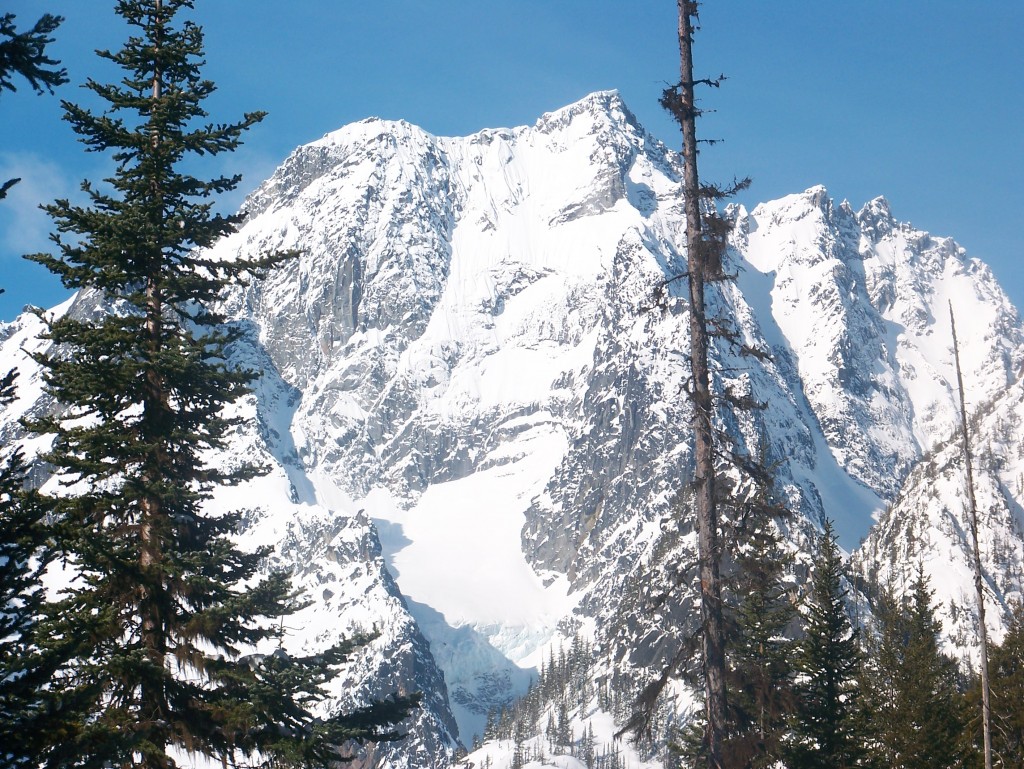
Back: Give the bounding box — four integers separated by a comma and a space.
0, 12, 66, 96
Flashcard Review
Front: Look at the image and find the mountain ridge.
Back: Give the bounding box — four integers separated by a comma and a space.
3, 90, 1023, 766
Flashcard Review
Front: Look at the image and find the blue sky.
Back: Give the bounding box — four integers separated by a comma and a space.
1, 1, 1021, 320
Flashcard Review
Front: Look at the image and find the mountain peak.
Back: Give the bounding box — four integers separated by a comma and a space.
862, 194, 892, 215
746, 185, 834, 229
8, 92, 1024, 768
532, 89, 642, 138
857, 195, 895, 241
312, 113, 432, 150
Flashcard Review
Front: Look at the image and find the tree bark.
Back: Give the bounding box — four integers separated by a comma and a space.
140, 0, 169, 762
675, 3, 725, 767
950, 303, 992, 769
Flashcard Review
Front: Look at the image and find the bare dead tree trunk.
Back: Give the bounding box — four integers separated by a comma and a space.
676, 3, 725, 767
950, 302, 992, 769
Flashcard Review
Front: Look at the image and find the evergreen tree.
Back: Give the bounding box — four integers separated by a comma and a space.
788, 519, 866, 769
582, 721, 596, 769
862, 572, 966, 769
27, 2, 415, 767
485, 707, 499, 742
722, 521, 797, 768
675, 520, 796, 769
967, 599, 1024, 767
557, 699, 573, 747
0, 350, 65, 767
639, 8, 753, 763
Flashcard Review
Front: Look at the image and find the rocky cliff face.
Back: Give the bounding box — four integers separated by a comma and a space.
3, 91, 1023, 766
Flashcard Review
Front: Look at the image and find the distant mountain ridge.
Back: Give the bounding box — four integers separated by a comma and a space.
2, 90, 1022, 767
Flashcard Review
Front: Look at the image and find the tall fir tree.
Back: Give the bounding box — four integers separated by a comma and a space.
787, 519, 866, 769
722, 520, 797, 769
27, 2, 415, 767
862, 571, 967, 769
674, 518, 796, 769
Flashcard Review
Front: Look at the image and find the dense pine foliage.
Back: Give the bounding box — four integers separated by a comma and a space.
0, 11, 65, 95
787, 520, 866, 769
0, 360, 64, 768
722, 523, 796, 768
21, 1, 416, 766
860, 574, 968, 769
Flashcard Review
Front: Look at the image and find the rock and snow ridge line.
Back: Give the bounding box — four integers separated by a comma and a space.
3, 90, 1023, 766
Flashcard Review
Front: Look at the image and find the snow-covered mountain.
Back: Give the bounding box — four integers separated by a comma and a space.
2, 90, 1023, 767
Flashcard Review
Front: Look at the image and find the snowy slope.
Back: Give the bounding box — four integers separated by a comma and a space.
854, 374, 1024, 664
3, 91, 1024, 767
736, 188, 1024, 500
